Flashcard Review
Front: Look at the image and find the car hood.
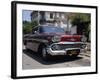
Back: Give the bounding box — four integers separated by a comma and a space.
41, 33, 81, 42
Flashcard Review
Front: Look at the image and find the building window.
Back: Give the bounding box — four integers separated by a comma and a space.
56, 13, 59, 18
61, 14, 65, 19
50, 13, 53, 19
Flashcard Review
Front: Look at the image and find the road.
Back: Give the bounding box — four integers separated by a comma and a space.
22, 49, 91, 70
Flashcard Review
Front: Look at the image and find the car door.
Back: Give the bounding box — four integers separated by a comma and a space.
26, 27, 40, 52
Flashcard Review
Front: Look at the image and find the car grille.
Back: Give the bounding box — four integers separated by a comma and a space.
51, 44, 83, 50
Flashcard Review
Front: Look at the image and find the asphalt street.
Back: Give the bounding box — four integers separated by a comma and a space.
22, 49, 91, 70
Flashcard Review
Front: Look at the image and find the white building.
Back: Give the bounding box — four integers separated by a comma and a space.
31, 11, 77, 34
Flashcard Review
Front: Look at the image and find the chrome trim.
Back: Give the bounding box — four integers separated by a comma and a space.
47, 48, 66, 56
46, 42, 85, 56
47, 47, 80, 56
54, 42, 85, 45
49, 42, 86, 49
65, 48, 81, 51
25, 38, 48, 43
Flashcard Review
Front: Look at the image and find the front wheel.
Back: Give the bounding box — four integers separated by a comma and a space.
41, 46, 50, 61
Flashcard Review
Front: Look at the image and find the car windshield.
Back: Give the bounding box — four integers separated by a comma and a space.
40, 26, 65, 34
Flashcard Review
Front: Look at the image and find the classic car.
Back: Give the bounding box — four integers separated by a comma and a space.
23, 25, 86, 60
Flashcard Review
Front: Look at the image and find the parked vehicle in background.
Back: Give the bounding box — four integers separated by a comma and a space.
23, 25, 86, 60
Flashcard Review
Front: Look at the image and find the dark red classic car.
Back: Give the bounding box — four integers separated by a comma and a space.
23, 25, 86, 60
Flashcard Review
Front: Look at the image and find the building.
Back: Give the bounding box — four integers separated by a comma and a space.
31, 11, 77, 34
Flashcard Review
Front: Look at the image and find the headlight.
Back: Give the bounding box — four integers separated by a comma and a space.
51, 44, 59, 50
52, 36, 61, 42
81, 44, 86, 49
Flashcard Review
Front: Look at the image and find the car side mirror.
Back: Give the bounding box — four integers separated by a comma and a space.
32, 31, 37, 34
34, 31, 38, 34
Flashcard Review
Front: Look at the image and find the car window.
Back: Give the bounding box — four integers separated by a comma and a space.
39, 26, 65, 33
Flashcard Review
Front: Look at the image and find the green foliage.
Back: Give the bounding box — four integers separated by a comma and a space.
70, 13, 91, 41
23, 21, 38, 34
71, 13, 90, 26
31, 21, 38, 27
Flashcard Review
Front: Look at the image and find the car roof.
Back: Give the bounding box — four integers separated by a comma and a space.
41, 24, 64, 28
34, 25, 60, 29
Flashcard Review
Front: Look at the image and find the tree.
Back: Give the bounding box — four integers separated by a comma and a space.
69, 13, 91, 41
23, 21, 38, 34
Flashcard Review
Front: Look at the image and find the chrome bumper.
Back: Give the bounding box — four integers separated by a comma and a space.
46, 42, 86, 56
47, 48, 81, 56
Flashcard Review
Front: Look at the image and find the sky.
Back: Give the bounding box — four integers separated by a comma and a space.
22, 10, 32, 22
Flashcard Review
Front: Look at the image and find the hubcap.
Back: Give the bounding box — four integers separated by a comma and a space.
42, 48, 46, 58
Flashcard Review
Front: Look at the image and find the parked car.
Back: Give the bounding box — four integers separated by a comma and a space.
23, 25, 86, 60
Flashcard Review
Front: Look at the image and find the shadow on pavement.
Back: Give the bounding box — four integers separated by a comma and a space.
23, 49, 83, 65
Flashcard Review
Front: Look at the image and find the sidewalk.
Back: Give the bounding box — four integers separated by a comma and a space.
80, 51, 91, 57
80, 42, 91, 57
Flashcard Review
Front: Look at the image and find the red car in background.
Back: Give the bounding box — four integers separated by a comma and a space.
23, 25, 86, 60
